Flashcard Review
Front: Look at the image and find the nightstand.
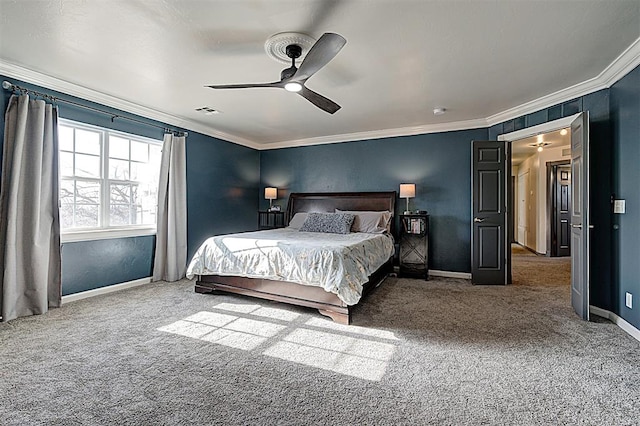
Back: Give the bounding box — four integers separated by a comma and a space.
258, 211, 285, 230
399, 214, 429, 279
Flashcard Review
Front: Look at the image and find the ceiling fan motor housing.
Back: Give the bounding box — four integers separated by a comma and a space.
280, 44, 302, 80
286, 44, 302, 59
281, 66, 298, 80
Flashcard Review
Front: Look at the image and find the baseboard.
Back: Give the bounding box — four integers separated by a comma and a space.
429, 270, 472, 279
590, 305, 640, 343
61, 277, 151, 304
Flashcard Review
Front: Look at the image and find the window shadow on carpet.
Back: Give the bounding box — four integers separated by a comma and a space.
158, 302, 400, 381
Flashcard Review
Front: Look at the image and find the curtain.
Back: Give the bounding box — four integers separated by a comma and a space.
152, 133, 187, 282
0, 95, 61, 322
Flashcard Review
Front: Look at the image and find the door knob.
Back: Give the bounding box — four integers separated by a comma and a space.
571, 224, 582, 229
474, 217, 485, 223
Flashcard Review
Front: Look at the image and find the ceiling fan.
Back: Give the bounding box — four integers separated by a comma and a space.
206, 33, 346, 114
530, 141, 551, 152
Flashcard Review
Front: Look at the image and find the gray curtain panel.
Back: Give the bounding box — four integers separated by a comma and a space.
0, 94, 61, 322
152, 133, 187, 282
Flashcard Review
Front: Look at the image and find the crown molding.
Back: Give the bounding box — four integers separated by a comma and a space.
2, 36, 639, 151
486, 36, 640, 127
0, 60, 260, 150
599, 36, 640, 88
260, 117, 488, 150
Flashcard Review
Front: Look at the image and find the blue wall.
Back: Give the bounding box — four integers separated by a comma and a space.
611, 65, 640, 329
61, 236, 154, 295
261, 129, 488, 273
186, 130, 260, 260
0, 76, 259, 295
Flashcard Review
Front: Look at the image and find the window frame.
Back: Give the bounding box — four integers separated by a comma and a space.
58, 119, 162, 243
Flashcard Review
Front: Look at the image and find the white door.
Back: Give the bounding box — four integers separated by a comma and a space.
517, 171, 529, 245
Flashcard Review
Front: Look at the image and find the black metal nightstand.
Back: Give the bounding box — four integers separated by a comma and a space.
258, 211, 285, 230
399, 214, 429, 279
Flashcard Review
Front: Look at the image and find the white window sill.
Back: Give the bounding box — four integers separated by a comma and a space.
61, 227, 156, 243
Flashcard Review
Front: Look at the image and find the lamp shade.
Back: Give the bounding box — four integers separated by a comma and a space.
399, 183, 415, 198
264, 187, 277, 200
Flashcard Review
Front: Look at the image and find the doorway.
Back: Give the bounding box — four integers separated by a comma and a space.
509, 127, 572, 285
473, 113, 590, 319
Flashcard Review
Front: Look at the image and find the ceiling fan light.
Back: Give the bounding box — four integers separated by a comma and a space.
537, 145, 544, 152
284, 82, 303, 92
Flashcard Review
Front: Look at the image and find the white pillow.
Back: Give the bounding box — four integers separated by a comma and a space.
335, 210, 392, 234
287, 212, 309, 230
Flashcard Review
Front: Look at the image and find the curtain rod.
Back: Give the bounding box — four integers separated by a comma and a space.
2, 80, 187, 136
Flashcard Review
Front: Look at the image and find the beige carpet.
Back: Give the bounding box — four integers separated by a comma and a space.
512, 243, 571, 287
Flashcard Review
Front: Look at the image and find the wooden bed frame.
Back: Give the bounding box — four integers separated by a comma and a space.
195, 191, 397, 324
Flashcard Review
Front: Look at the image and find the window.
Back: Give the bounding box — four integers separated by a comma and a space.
58, 119, 162, 239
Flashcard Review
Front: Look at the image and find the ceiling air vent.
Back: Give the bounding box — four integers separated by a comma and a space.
195, 106, 220, 115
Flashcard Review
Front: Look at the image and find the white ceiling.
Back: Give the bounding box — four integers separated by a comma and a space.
0, 0, 639, 149
511, 128, 571, 166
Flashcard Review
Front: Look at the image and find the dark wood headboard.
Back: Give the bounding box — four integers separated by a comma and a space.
286, 191, 397, 233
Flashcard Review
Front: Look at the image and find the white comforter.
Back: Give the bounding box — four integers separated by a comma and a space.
186, 228, 395, 305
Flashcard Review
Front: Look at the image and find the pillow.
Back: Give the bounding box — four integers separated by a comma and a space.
299, 212, 355, 234
287, 212, 309, 230
335, 210, 392, 234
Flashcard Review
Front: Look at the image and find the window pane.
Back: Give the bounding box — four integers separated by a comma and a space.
75, 153, 100, 178
150, 145, 162, 165
60, 180, 75, 205
76, 129, 101, 155
110, 204, 131, 226
109, 136, 129, 160
76, 181, 100, 204
59, 204, 74, 229
137, 182, 157, 225
60, 152, 74, 177
110, 183, 131, 205
131, 141, 148, 162
59, 126, 74, 151
75, 204, 99, 228
109, 159, 129, 180
135, 204, 156, 225
130, 161, 146, 181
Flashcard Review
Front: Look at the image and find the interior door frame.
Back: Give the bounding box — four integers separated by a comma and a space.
497, 113, 582, 282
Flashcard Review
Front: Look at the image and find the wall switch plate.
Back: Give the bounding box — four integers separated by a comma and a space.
614, 199, 626, 214
625, 292, 633, 309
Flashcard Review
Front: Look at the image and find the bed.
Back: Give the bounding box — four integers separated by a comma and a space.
188, 191, 396, 324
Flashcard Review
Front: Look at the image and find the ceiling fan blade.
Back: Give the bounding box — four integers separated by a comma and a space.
298, 86, 341, 114
293, 33, 346, 81
207, 81, 283, 89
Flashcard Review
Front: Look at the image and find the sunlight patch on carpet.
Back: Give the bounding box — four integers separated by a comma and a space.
262, 328, 396, 381
158, 302, 399, 381
263, 341, 390, 381
305, 317, 399, 340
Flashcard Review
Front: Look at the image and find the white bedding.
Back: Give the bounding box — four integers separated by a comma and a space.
186, 228, 395, 305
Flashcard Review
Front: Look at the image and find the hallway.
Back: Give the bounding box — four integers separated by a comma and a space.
511, 244, 571, 286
